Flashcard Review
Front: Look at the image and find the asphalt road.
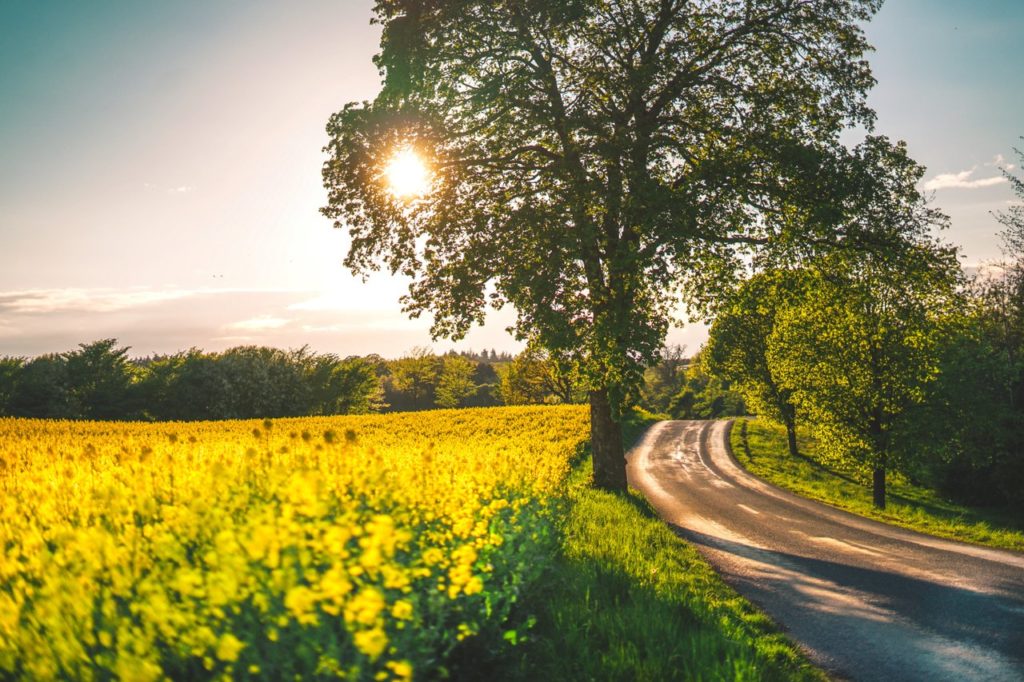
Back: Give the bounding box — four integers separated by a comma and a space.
626, 420, 1024, 682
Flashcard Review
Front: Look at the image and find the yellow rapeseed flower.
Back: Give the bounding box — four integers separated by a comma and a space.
0, 406, 588, 679
215, 633, 245, 662
353, 627, 388, 660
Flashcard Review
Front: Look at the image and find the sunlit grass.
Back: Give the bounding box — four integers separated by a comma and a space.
731, 418, 1024, 553
478, 414, 824, 682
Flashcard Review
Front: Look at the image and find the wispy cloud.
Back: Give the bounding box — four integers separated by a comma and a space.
923, 167, 1007, 191
0, 288, 195, 314
924, 154, 1014, 191
300, 318, 424, 333
143, 182, 195, 194
226, 315, 291, 331
992, 154, 1017, 171
0, 287, 289, 314
288, 292, 383, 312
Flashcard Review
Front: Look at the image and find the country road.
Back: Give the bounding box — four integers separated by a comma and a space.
626, 420, 1024, 682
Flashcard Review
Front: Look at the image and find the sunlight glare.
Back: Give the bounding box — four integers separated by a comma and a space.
384, 147, 431, 199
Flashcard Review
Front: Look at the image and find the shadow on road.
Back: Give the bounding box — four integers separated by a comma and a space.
673, 526, 1024, 669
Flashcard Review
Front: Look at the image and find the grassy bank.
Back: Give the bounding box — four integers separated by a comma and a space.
731, 418, 1024, 553
477, 416, 824, 682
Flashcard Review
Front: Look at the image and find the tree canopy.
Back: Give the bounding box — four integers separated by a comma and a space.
769, 248, 960, 508
323, 0, 913, 488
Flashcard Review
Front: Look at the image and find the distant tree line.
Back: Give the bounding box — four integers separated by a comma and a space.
636, 345, 746, 422
0, 342, 558, 421
0, 333, 742, 423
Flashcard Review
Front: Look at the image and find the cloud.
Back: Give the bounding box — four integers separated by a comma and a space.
922, 154, 1017, 191
143, 182, 195, 194
226, 315, 291, 331
300, 317, 428, 333
923, 167, 1007, 191
288, 290, 407, 313
0, 286, 519, 359
0, 288, 198, 314
0, 287, 301, 315
0, 288, 313, 357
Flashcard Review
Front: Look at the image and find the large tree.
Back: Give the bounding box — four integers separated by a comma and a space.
323, 0, 885, 489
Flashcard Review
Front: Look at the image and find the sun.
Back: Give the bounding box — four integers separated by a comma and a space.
384, 147, 431, 199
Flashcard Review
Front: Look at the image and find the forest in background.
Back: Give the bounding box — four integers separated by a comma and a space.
0, 340, 739, 422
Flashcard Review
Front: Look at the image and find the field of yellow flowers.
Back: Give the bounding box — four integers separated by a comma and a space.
0, 405, 589, 680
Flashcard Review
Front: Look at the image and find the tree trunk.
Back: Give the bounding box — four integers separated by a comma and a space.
589, 388, 627, 491
785, 418, 799, 458
872, 465, 886, 509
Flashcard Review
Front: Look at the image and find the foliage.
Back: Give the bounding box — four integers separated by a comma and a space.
902, 144, 1024, 507
667, 353, 745, 420
63, 339, 138, 419
768, 250, 960, 508
323, 0, 887, 488
498, 345, 583, 406
0, 343, 391, 422
385, 347, 440, 411
732, 418, 1024, 552
0, 343, 578, 420
434, 355, 478, 409
308, 354, 388, 416
900, 305, 1022, 506
0, 406, 589, 680
6, 353, 73, 419
214, 346, 311, 419
465, 360, 502, 408
704, 272, 803, 454
638, 345, 688, 415
0, 357, 24, 415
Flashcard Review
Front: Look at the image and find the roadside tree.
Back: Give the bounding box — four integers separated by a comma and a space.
640, 345, 688, 415
705, 270, 804, 456
770, 248, 960, 509
323, 0, 898, 489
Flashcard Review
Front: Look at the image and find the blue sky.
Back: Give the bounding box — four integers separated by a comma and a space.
0, 1, 1021, 358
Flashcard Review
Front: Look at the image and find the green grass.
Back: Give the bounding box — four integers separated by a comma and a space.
732, 418, 1024, 553
460, 414, 824, 681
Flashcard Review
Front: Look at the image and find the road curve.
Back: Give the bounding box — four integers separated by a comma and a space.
626, 420, 1024, 682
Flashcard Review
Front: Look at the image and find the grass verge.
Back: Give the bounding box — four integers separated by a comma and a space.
732, 417, 1024, 553
464, 414, 824, 681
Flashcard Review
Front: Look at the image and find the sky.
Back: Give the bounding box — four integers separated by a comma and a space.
0, 0, 1021, 359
